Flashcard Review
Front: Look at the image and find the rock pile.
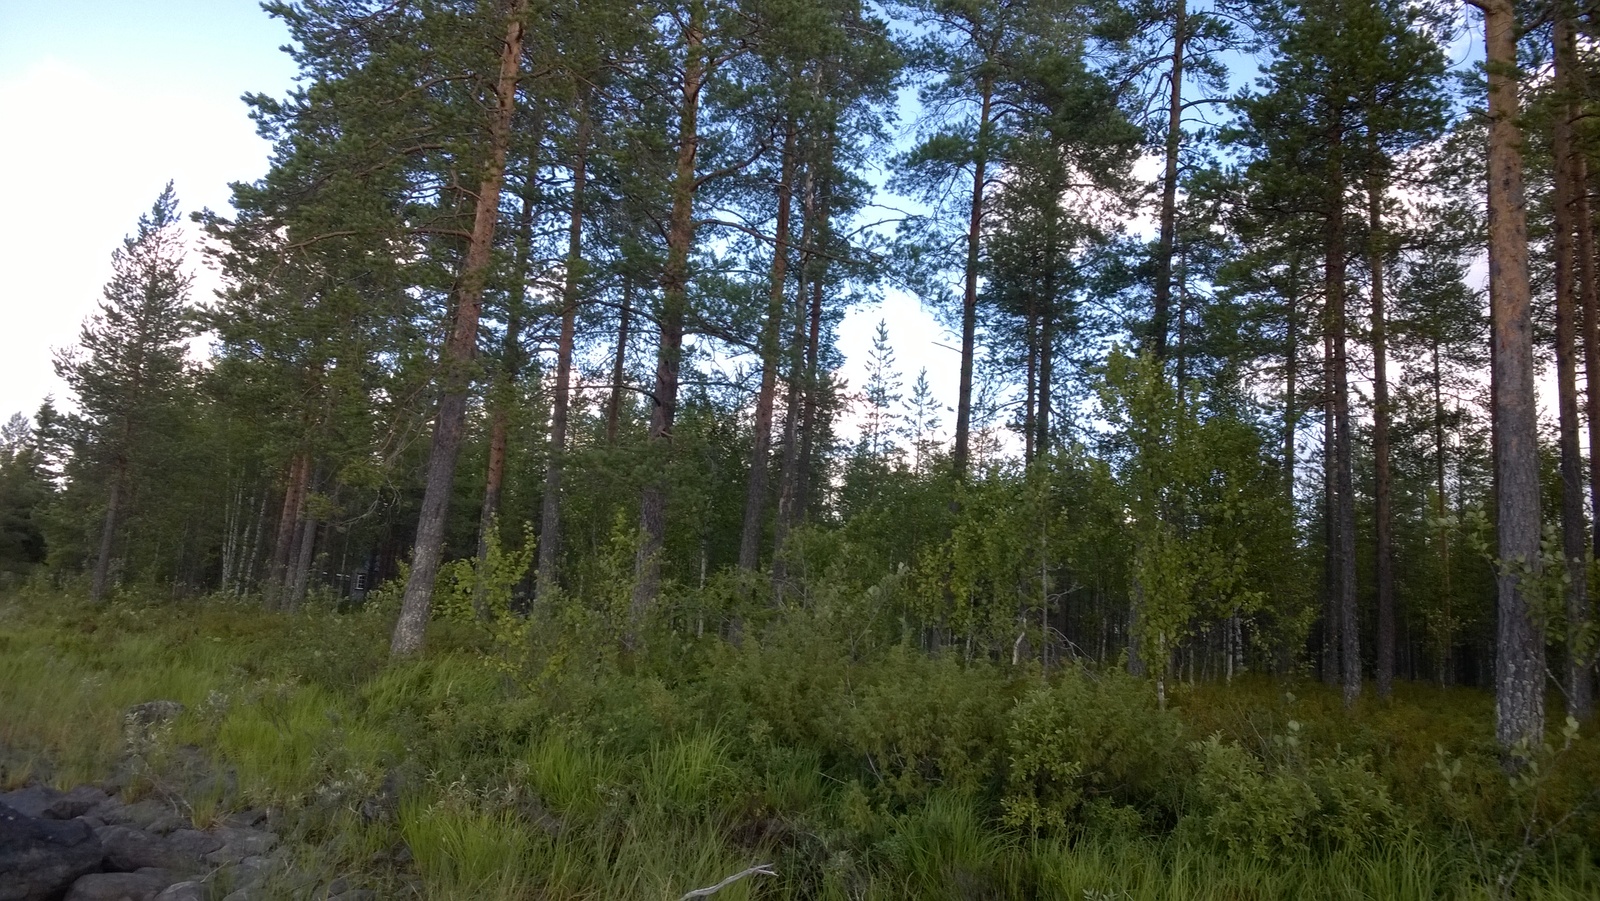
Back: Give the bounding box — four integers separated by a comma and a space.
0, 783, 306, 901
0, 703, 377, 901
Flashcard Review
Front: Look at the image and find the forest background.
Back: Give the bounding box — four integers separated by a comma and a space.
4, 0, 1600, 898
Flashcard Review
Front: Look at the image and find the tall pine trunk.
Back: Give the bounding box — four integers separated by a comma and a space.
90, 465, 125, 603
537, 100, 592, 603
474, 155, 537, 620
633, 6, 705, 626
1483, 0, 1545, 753
391, 1, 526, 656
264, 451, 310, 610
1150, 0, 1186, 361
953, 77, 992, 480
607, 280, 634, 446
1369, 176, 1395, 700
739, 121, 796, 573
1328, 130, 1360, 708
1553, 6, 1593, 721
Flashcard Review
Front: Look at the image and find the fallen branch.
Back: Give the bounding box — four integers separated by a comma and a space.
678, 864, 777, 900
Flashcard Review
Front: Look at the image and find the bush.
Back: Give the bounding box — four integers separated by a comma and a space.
1001, 665, 1186, 834
1183, 725, 1401, 859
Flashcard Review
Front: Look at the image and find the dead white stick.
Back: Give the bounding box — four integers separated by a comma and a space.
677, 863, 777, 900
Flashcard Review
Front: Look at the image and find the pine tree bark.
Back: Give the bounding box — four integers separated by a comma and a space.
1322, 325, 1340, 687
738, 121, 795, 573
772, 162, 817, 593
633, 5, 705, 626
263, 452, 310, 610
474, 155, 537, 620
286, 509, 317, 613
1553, 5, 1593, 721
90, 465, 124, 603
1369, 177, 1396, 700
537, 101, 592, 603
1330, 134, 1360, 708
1150, 0, 1186, 361
953, 76, 993, 481
607, 281, 634, 446
1481, 0, 1545, 753
391, 1, 526, 656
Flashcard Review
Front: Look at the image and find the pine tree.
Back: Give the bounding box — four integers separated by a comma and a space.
54, 183, 194, 602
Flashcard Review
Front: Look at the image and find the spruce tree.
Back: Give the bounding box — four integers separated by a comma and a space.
55, 183, 194, 602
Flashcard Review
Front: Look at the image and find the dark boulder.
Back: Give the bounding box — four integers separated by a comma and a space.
0, 801, 104, 901
64, 871, 174, 901
96, 825, 204, 874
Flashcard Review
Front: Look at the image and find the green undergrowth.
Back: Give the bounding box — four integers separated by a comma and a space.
2, 586, 1598, 899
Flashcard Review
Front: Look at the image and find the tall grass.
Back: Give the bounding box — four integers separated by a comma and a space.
2, 589, 1598, 900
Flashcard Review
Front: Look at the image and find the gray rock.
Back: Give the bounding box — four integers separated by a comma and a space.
208, 855, 273, 894
100, 799, 179, 832
133, 868, 184, 885
202, 826, 276, 865
0, 801, 105, 901
153, 883, 207, 901
64, 871, 171, 901
0, 785, 63, 819
96, 825, 202, 874
218, 810, 265, 829
55, 786, 113, 819
165, 829, 222, 859
145, 815, 190, 836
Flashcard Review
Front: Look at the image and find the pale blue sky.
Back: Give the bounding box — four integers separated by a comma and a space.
0, 1, 295, 421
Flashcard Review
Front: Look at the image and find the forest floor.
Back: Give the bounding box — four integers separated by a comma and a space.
2, 585, 1599, 900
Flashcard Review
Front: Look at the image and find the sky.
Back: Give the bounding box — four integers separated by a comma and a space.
0, 1, 296, 421
0, 2, 967, 441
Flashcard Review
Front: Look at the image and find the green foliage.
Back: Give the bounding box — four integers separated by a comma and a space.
1001, 666, 1185, 833
1184, 727, 1401, 860
7, 583, 1600, 899
432, 519, 535, 626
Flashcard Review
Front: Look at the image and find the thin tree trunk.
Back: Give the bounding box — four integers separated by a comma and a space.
1150, 0, 1186, 361
474, 156, 536, 620
953, 76, 993, 480
1434, 335, 1453, 685
607, 280, 634, 446
90, 466, 124, 602
264, 452, 310, 610
537, 100, 592, 603
1369, 176, 1396, 700
775, 138, 829, 585
1024, 295, 1037, 465
1037, 233, 1054, 457
1578, 145, 1600, 719
391, 1, 526, 657
1322, 311, 1340, 686
1285, 256, 1299, 496
240, 481, 267, 595
739, 121, 796, 572
796, 209, 827, 519
1553, 5, 1592, 721
1483, 0, 1546, 753
286, 501, 318, 613
633, 6, 705, 627
1330, 131, 1360, 708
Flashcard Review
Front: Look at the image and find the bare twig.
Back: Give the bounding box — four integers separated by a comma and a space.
677, 864, 776, 900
